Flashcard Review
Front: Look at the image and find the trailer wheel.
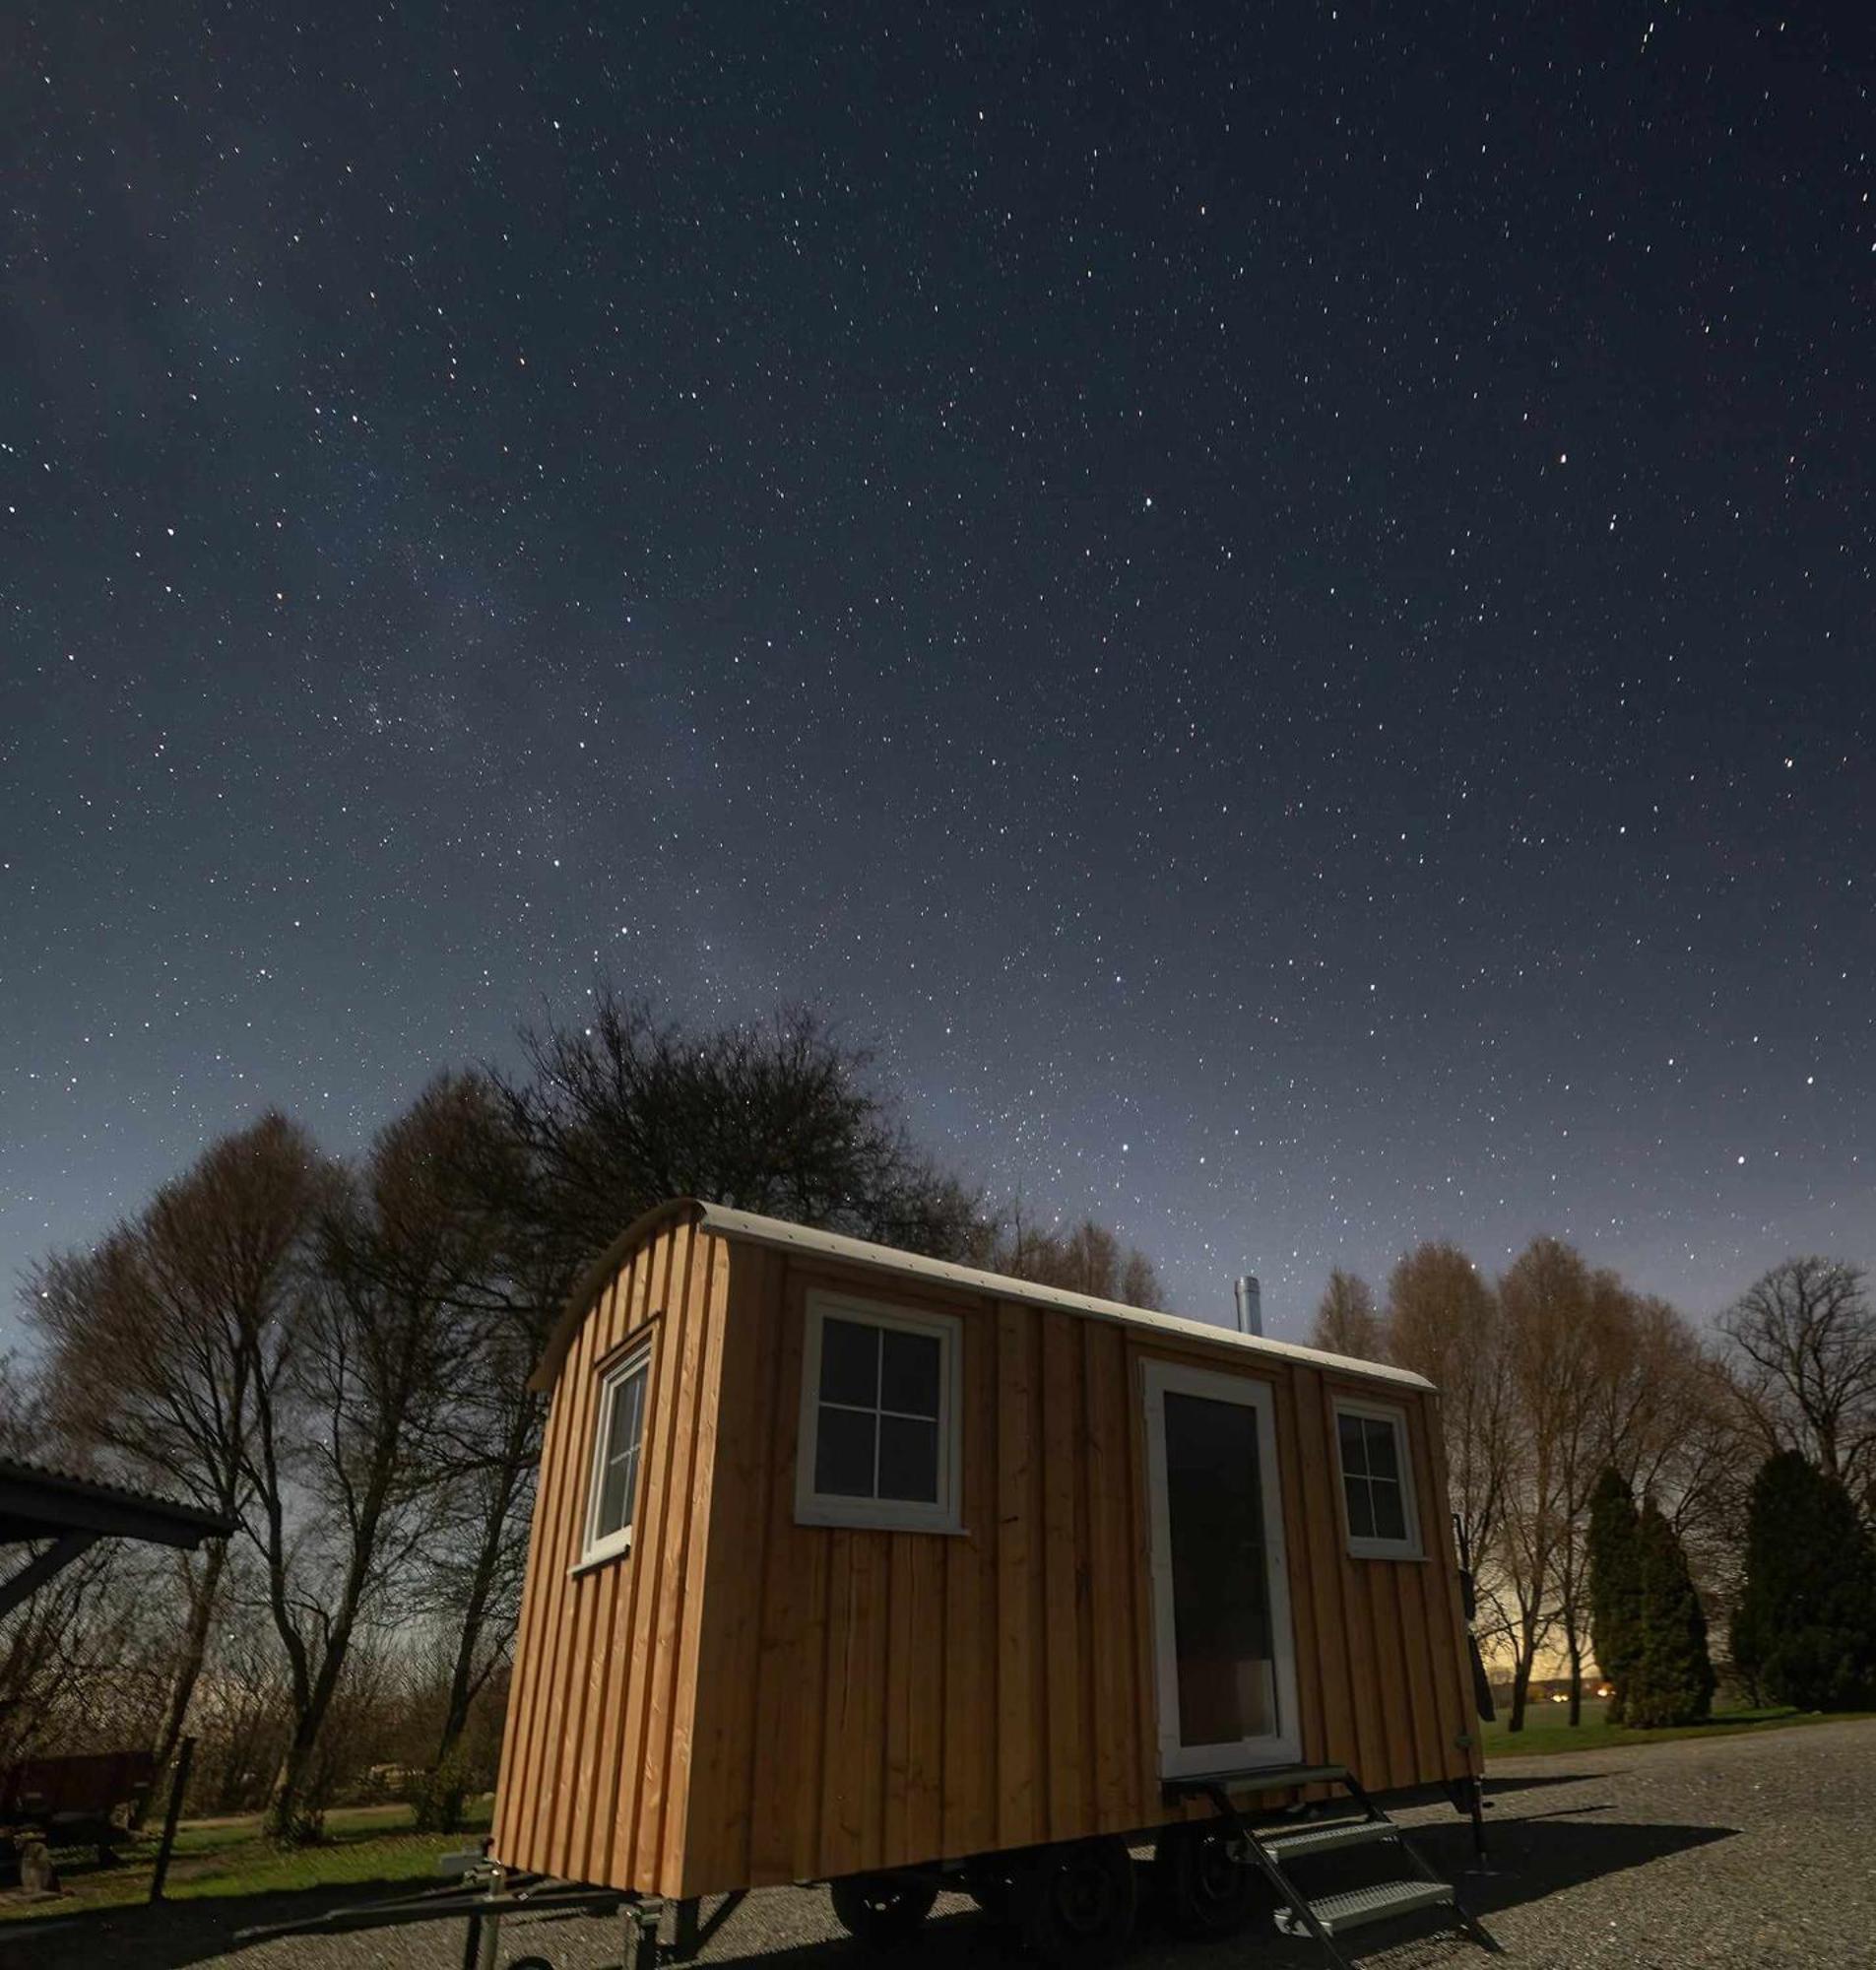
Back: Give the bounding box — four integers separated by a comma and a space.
1020, 1836, 1137, 1967
1152, 1822, 1271, 1937
829, 1872, 938, 1945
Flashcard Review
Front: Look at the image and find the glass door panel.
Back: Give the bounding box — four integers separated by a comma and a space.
1163, 1390, 1276, 1747
1143, 1360, 1298, 1774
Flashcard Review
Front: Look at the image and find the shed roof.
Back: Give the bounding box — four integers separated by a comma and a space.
533, 1198, 1434, 1395
0, 1456, 235, 1549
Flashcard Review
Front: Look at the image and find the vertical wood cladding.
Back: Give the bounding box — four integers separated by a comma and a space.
491, 1216, 727, 1891
493, 1215, 1481, 1898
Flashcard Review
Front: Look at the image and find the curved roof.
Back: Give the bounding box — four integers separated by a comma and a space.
533, 1198, 1433, 1395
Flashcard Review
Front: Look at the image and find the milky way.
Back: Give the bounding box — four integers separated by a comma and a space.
4, 5, 1871, 1343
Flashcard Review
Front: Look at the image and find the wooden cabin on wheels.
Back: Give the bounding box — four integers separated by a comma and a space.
491, 1200, 1491, 1966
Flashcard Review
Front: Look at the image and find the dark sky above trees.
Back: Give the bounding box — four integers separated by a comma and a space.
5, 4, 1871, 1342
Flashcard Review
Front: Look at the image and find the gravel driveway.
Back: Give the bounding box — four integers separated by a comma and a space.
9, 1718, 1872, 1969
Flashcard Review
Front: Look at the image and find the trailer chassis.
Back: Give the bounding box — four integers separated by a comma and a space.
234, 1862, 744, 1968
234, 1767, 1488, 1967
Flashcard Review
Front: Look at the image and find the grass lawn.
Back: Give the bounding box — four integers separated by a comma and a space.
1484, 1698, 1876, 1757
0, 1796, 493, 1923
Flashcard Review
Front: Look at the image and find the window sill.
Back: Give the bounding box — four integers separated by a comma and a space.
794, 1502, 968, 1538
570, 1538, 632, 1580
1345, 1543, 1427, 1563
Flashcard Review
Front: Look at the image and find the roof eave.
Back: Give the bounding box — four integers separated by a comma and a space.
528, 1198, 704, 1391
0, 1461, 236, 1549
696, 1204, 1436, 1393
530, 1198, 1435, 1398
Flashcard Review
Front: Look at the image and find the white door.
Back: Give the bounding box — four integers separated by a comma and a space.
1141, 1358, 1301, 1776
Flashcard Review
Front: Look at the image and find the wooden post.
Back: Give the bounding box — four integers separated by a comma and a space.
0, 1532, 99, 1622
147, 1735, 194, 1904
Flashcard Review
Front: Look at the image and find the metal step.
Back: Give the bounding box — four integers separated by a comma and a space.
1259, 1817, 1396, 1862
1274, 1878, 1456, 1938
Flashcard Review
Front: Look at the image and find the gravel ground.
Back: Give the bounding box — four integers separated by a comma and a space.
8, 1718, 1872, 1969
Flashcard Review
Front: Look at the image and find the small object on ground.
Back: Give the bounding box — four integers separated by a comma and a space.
16, 1840, 58, 1896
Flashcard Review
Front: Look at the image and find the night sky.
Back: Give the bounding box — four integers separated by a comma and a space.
5, 4, 1872, 1349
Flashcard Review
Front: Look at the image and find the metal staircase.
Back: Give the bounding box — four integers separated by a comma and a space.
1166, 1763, 1494, 1965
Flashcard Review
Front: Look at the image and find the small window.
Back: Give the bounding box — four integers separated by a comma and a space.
795, 1292, 962, 1533
1333, 1399, 1421, 1559
582, 1346, 651, 1567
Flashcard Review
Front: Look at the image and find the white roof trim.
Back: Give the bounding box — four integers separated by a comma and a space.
697, 1203, 1433, 1391
535, 1197, 1432, 1395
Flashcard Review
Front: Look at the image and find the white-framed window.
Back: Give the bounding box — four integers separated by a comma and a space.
1332, 1397, 1422, 1559
794, 1291, 963, 1534
581, 1344, 652, 1568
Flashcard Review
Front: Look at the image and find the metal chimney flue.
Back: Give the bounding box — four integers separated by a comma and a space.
1233, 1274, 1262, 1337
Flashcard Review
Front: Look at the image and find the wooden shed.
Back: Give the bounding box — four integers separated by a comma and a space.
492, 1200, 1486, 1960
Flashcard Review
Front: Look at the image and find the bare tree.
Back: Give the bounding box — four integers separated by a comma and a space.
495, 988, 983, 1283
1, 1543, 137, 1766
415, 1327, 539, 1822
184, 1564, 295, 1813
0, 1359, 41, 1456
1492, 1236, 1594, 1731
387, 1078, 562, 1821
25, 1114, 334, 1793
1547, 1270, 1637, 1723
1717, 1258, 1876, 1512
253, 1088, 489, 1840
351, 1073, 578, 1816
1311, 1269, 1382, 1358
983, 1209, 1163, 1308
1383, 1241, 1510, 1575
1587, 1294, 1737, 1584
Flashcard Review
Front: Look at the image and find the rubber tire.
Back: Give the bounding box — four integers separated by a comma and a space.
1152, 1822, 1272, 1938
829, 1872, 939, 1946
1021, 1836, 1139, 1968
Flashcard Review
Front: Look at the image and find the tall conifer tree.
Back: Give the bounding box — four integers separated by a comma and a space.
1732, 1451, 1876, 1710
1626, 1502, 1714, 1728
1586, 1467, 1644, 1723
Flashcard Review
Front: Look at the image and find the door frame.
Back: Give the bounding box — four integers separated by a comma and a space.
1140, 1356, 1301, 1776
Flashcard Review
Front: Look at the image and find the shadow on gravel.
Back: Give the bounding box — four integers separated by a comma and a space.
1409, 1813, 1738, 1914
1477, 1770, 1614, 1797
0, 1817, 1742, 1970
0, 1875, 452, 1970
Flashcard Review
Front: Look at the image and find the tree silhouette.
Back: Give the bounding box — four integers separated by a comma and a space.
1625, 1501, 1714, 1728
1586, 1468, 1644, 1724
1732, 1451, 1876, 1711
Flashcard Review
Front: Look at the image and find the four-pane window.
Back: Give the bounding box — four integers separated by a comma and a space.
797, 1295, 961, 1532
1333, 1401, 1419, 1557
